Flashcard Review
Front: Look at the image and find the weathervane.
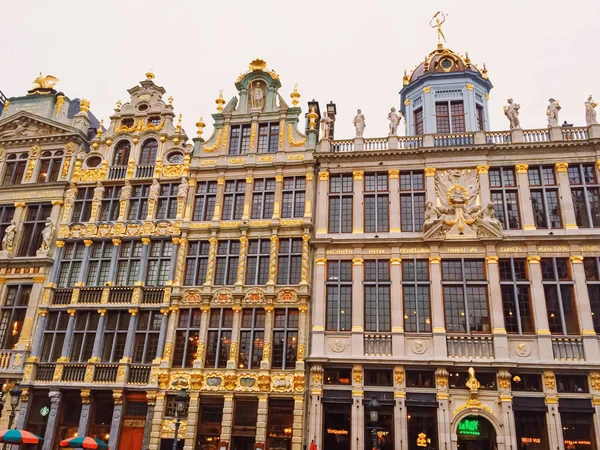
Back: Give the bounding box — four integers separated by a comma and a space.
430, 11, 448, 46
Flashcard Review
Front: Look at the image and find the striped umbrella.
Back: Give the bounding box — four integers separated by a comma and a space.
60, 437, 109, 449
0, 429, 43, 444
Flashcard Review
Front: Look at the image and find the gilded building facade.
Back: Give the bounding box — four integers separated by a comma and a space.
307, 41, 600, 450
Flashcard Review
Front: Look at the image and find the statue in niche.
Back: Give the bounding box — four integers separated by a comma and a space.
423, 201, 441, 232
547, 98, 561, 127
320, 113, 332, 141
2, 221, 16, 251
93, 181, 105, 203
585, 95, 598, 126
387, 107, 402, 136
503, 99, 521, 129
177, 178, 189, 199
149, 178, 161, 202
120, 180, 132, 202
473, 202, 503, 234
353, 109, 366, 137
40, 218, 54, 251
250, 81, 265, 110
64, 183, 78, 206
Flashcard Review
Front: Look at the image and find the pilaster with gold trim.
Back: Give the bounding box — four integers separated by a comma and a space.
148, 393, 166, 450
304, 170, 314, 220
267, 234, 279, 287
571, 255, 600, 359
429, 255, 446, 358
242, 175, 254, 221
255, 393, 268, 448
261, 305, 274, 369
514, 163, 536, 229
486, 255, 509, 359
204, 236, 218, 286
273, 173, 283, 220
528, 256, 554, 360
390, 256, 404, 357
235, 236, 249, 287
316, 171, 329, 234
352, 170, 364, 234
477, 164, 491, 205
389, 170, 400, 232
212, 176, 226, 221
424, 167, 436, 204
194, 304, 211, 368
227, 305, 242, 368
183, 392, 200, 450
555, 162, 578, 229
351, 257, 364, 357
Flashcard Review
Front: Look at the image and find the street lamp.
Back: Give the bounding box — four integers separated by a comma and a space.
2, 383, 22, 450
368, 397, 380, 450
172, 388, 189, 450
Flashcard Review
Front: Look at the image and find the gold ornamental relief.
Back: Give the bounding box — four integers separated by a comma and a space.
162, 164, 184, 178
79, 168, 105, 182
287, 123, 306, 147
202, 128, 222, 152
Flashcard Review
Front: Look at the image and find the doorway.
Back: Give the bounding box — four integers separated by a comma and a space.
456, 416, 496, 450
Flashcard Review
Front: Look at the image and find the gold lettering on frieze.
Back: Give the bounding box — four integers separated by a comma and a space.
0, 189, 64, 200
326, 249, 354, 255
537, 245, 569, 252
399, 247, 430, 254
581, 245, 599, 252
445, 247, 484, 253
367, 249, 387, 254
498, 246, 526, 252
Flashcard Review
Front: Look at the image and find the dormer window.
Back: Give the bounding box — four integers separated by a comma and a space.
435, 101, 465, 134
229, 125, 252, 156
148, 116, 161, 126
121, 118, 134, 128
258, 122, 280, 153
439, 58, 454, 71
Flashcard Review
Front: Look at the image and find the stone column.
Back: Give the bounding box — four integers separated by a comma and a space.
184, 392, 200, 450
219, 394, 234, 445
255, 394, 268, 449
149, 393, 166, 450
212, 177, 226, 222
316, 171, 329, 234
308, 366, 324, 448
528, 256, 554, 360
296, 304, 308, 367
162, 307, 178, 364
425, 168, 436, 204
59, 309, 77, 362
351, 257, 364, 357
194, 304, 211, 368
16, 280, 45, 352
173, 237, 188, 287
292, 394, 304, 450
50, 199, 63, 225
555, 162, 578, 229
351, 389, 364, 450
78, 241, 94, 284
42, 391, 62, 450
108, 390, 124, 450
227, 306, 242, 369
311, 257, 326, 358
486, 256, 509, 359
429, 256, 447, 358
261, 306, 274, 370
304, 171, 315, 221
14, 388, 31, 431
184, 179, 196, 222
299, 233, 311, 290
121, 309, 138, 363
435, 369, 451, 450
242, 175, 254, 221
543, 372, 564, 450
204, 236, 218, 286
497, 371, 517, 450
78, 390, 92, 437
266, 234, 279, 289
168, 238, 179, 283
571, 256, 600, 359
29, 309, 47, 361
138, 238, 151, 284
89, 309, 107, 362
142, 392, 157, 450
393, 367, 407, 450
389, 170, 400, 232
352, 170, 364, 234
235, 236, 249, 289
155, 308, 169, 361
390, 256, 404, 357
477, 165, 491, 205
273, 174, 283, 220
515, 164, 536, 230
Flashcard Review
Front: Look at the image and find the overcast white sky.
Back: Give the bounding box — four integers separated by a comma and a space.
1, 0, 598, 138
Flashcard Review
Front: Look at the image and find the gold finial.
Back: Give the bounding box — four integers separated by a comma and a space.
464, 52, 471, 68
430, 11, 448, 48
216, 90, 226, 112
32, 73, 59, 89
79, 99, 90, 114
423, 55, 430, 72
195, 117, 206, 138
307, 106, 318, 131
115, 100, 122, 111
145, 70, 155, 80
168, 96, 174, 106
290, 83, 300, 107
96, 120, 103, 137
177, 114, 183, 132
249, 59, 267, 72
403, 70, 409, 86
482, 63, 488, 79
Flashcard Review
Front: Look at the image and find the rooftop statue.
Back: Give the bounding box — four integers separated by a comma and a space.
320, 113, 332, 141
32, 73, 59, 90
430, 11, 448, 45
547, 98, 561, 127
353, 109, 366, 138
504, 99, 521, 129
585, 95, 598, 126
387, 107, 402, 136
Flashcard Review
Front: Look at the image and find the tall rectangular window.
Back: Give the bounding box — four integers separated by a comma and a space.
57, 242, 85, 287
402, 260, 431, 333
328, 174, 353, 233
38, 150, 63, 182
222, 180, 246, 221
0, 205, 15, 246
414, 108, 424, 135
205, 308, 233, 368
214, 240, 239, 286
18, 203, 51, 257
133, 310, 161, 364
246, 239, 270, 286
0, 285, 31, 349
490, 167, 521, 229
451, 101, 466, 132
569, 163, 600, 228
99, 186, 122, 222
326, 260, 352, 331
71, 187, 94, 223
238, 308, 265, 369
229, 124, 252, 155
257, 122, 280, 153
173, 308, 201, 368
2, 153, 27, 186
70, 311, 99, 362
282, 177, 305, 218
364, 173, 389, 233
435, 102, 450, 134
184, 241, 210, 286
156, 183, 179, 220
476, 104, 484, 131
251, 178, 275, 219
584, 257, 600, 333
277, 238, 302, 285
435, 101, 465, 133
40, 311, 69, 362
145, 240, 173, 286
542, 258, 578, 335
86, 241, 113, 286
127, 184, 151, 220
499, 258, 534, 334
116, 240, 142, 285
442, 259, 489, 333
364, 260, 391, 332
101, 311, 129, 362
272, 308, 298, 370
193, 181, 217, 221
529, 166, 562, 229
400, 170, 425, 232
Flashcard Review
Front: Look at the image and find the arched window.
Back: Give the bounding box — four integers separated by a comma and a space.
112, 141, 131, 166
139, 139, 158, 165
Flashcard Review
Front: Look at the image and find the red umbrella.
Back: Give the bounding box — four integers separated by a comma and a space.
60, 436, 109, 449
0, 429, 43, 444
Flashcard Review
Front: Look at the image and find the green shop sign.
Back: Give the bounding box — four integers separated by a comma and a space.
458, 419, 480, 436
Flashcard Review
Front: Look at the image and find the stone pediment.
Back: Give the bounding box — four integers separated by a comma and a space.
0, 112, 81, 142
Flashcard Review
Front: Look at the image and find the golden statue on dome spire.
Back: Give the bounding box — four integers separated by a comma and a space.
430, 11, 448, 48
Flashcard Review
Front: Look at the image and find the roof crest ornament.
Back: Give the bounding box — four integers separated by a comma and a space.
32, 73, 59, 90
430, 11, 448, 49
